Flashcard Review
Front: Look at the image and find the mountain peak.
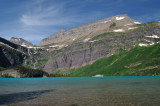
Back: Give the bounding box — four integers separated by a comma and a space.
10, 37, 33, 47
39, 14, 140, 46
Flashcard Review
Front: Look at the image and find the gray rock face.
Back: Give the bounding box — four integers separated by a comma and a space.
39, 14, 137, 46
10, 37, 33, 47
43, 23, 160, 73
0, 37, 28, 68
0, 46, 26, 67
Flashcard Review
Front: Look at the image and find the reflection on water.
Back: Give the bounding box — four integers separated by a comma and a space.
0, 76, 160, 106
0, 89, 55, 105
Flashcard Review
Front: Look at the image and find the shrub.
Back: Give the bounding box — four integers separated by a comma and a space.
15, 66, 49, 77
110, 22, 116, 28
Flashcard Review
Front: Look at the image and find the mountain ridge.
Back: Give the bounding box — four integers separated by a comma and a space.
39, 14, 140, 46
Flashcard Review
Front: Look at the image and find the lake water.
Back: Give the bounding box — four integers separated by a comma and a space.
0, 76, 160, 106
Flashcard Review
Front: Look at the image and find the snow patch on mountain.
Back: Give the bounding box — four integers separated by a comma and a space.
114, 29, 124, 32
21, 44, 27, 47
134, 22, 141, 24
49, 45, 65, 48
150, 42, 155, 45
116, 17, 125, 20
144, 39, 152, 43
89, 40, 97, 43
139, 42, 155, 46
21, 42, 27, 47
125, 23, 134, 26
145, 35, 159, 38
49, 45, 59, 48
83, 38, 90, 42
28, 46, 44, 49
139, 43, 148, 46
128, 27, 137, 30
102, 20, 112, 23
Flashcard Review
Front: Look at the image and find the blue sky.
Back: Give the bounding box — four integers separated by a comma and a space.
0, 0, 160, 45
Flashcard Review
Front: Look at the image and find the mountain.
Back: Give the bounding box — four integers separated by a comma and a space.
1, 14, 160, 77
0, 37, 28, 68
0, 37, 49, 77
10, 37, 34, 47
43, 21, 160, 74
39, 14, 140, 46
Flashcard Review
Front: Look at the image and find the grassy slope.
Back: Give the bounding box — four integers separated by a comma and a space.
63, 43, 160, 77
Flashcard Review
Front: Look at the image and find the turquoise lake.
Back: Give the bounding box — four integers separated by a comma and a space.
0, 76, 160, 106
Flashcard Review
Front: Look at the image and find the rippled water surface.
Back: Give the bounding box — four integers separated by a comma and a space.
0, 76, 160, 106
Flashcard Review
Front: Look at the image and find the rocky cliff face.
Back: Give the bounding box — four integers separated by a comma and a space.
0, 45, 26, 68
43, 22, 160, 73
10, 37, 33, 47
39, 14, 139, 46
0, 37, 28, 68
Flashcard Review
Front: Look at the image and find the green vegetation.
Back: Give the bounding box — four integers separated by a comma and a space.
36, 56, 50, 68
22, 64, 31, 68
50, 70, 66, 77
132, 22, 159, 32
15, 66, 49, 77
109, 22, 116, 28
30, 48, 34, 52
35, 52, 40, 56
33, 48, 46, 56
38, 56, 50, 62
91, 32, 124, 40
0, 67, 5, 71
58, 43, 160, 77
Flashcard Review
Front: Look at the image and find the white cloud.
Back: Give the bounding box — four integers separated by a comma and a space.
20, 0, 83, 26
17, 0, 114, 44
20, 0, 118, 27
